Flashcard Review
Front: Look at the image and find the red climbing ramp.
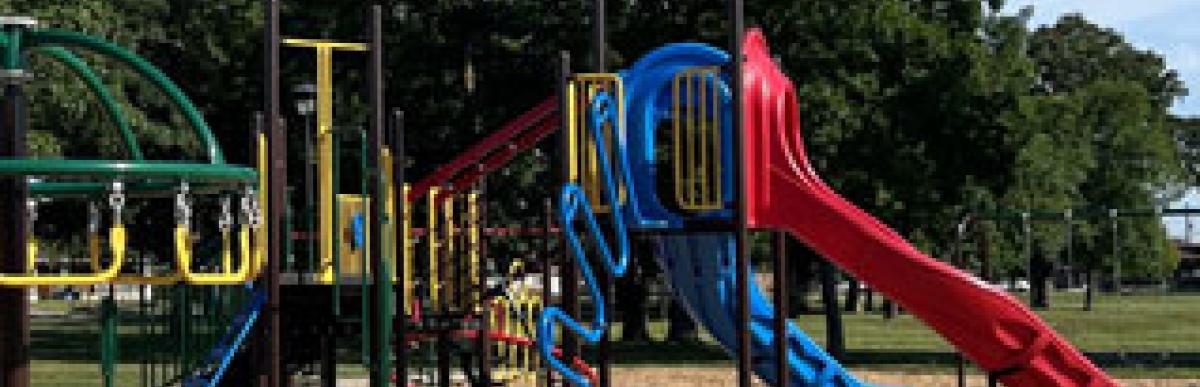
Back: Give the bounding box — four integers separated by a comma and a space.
408, 96, 560, 202
740, 29, 1117, 387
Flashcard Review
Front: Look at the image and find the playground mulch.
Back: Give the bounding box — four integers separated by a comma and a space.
610, 367, 1200, 387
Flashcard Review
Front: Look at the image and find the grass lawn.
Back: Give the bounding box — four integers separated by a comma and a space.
21, 290, 1200, 385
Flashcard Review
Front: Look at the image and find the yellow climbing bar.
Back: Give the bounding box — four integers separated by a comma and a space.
567, 73, 625, 213
672, 66, 723, 211
0, 224, 125, 286
177, 225, 262, 285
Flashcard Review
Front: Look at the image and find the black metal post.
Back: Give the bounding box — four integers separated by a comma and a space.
0, 20, 31, 387
262, 1, 283, 386
727, 0, 751, 386
367, 6, 391, 387
773, 232, 788, 386
392, 108, 407, 387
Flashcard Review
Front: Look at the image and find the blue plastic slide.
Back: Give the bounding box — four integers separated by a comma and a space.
656, 233, 869, 387
183, 286, 267, 387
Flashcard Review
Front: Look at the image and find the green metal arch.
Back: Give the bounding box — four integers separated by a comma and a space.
31, 46, 145, 160
25, 29, 226, 163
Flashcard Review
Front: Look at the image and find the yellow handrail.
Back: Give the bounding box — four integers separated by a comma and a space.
26, 238, 37, 274
0, 224, 126, 286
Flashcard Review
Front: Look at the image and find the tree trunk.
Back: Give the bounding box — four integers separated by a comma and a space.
843, 278, 860, 313
864, 286, 875, 312
1031, 249, 1050, 309
788, 238, 815, 316
1084, 269, 1096, 311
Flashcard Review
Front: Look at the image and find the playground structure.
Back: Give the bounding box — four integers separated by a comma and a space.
0, 2, 1156, 387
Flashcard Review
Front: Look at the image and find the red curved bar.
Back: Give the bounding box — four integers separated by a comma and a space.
740, 29, 1117, 387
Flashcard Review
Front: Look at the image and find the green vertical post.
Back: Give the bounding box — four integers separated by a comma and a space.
100, 297, 117, 387
367, 8, 392, 385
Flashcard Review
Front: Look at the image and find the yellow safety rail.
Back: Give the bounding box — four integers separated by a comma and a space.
443, 192, 456, 310
568, 74, 626, 213
672, 67, 724, 211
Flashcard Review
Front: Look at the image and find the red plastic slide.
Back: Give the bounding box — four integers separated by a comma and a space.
740, 29, 1117, 387
408, 96, 560, 202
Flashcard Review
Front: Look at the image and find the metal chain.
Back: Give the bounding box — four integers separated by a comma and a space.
219, 196, 233, 231
88, 202, 100, 234
241, 186, 262, 228
175, 182, 192, 229
109, 182, 125, 222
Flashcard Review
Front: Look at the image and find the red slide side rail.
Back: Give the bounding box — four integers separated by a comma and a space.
408, 96, 559, 202
740, 29, 1116, 387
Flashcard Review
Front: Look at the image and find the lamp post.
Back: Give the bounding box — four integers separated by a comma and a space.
294, 83, 316, 283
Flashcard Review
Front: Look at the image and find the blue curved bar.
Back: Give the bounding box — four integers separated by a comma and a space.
538, 92, 630, 387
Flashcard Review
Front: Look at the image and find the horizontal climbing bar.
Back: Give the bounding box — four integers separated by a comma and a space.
0, 159, 257, 182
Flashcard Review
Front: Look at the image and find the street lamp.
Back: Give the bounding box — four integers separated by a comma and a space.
293, 83, 316, 280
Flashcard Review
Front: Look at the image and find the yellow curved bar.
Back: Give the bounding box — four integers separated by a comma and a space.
178, 225, 259, 285
0, 225, 125, 286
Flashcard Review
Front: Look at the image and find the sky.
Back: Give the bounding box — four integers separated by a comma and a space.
1002, 1, 1200, 241
1002, 0, 1200, 117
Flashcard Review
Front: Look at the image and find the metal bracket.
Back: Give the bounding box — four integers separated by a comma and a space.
0, 16, 38, 28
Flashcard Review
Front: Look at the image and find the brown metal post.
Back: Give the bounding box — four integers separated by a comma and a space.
262, 1, 283, 386
558, 50, 581, 380
727, 0, 751, 386
392, 108, 408, 387
477, 179, 491, 386
542, 198, 555, 387
591, 1, 613, 385
0, 20, 31, 387
773, 232, 788, 386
